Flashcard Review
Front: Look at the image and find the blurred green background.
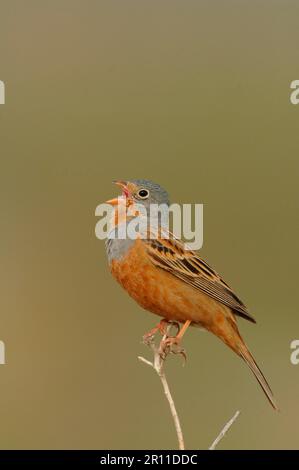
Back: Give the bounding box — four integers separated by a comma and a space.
0, 0, 299, 449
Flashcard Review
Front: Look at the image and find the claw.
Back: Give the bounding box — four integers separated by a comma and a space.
142, 320, 188, 365
142, 332, 154, 346
142, 321, 163, 345
159, 336, 187, 364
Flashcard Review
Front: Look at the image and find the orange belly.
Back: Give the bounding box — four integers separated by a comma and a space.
110, 239, 231, 334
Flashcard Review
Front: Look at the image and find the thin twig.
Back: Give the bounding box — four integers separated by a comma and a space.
139, 323, 240, 450
138, 325, 185, 450
209, 410, 240, 450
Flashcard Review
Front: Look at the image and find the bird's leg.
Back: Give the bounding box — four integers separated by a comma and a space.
160, 320, 192, 361
176, 319, 192, 341
142, 319, 180, 345
165, 319, 191, 345
142, 319, 168, 345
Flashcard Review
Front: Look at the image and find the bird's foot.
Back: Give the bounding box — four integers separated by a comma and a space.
159, 336, 187, 363
142, 319, 180, 346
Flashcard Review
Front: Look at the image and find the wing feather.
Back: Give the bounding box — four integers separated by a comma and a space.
145, 236, 256, 323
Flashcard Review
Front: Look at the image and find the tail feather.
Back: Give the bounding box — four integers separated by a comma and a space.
239, 346, 279, 411
210, 315, 278, 410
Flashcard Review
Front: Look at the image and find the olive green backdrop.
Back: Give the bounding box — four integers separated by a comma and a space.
0, 0, 298, 449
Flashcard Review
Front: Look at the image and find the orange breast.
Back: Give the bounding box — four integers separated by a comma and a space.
110, 239, 229, 328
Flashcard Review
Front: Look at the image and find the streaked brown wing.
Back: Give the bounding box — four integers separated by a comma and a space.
145, 236, 256, 323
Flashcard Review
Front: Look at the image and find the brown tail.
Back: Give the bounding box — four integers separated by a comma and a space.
239, 344, 278, 411
213, 317, 279, 410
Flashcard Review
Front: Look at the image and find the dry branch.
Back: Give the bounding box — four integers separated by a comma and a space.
209, 410, 240, 450
138, 324, 185, 450
138, 323, 240, 450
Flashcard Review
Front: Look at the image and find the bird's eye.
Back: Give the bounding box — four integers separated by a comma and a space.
137, 189, 149, 199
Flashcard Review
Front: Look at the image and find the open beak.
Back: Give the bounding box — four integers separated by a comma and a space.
105, 180, 128, 206
105, 197, 119, 206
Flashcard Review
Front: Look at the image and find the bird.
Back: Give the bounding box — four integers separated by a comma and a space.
104, 179, 278, 410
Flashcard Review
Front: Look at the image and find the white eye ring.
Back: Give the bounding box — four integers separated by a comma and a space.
137, 188, 149, 199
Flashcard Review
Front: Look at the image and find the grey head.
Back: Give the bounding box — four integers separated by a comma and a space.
105, 179, 170, 262
129, 179, 170, 207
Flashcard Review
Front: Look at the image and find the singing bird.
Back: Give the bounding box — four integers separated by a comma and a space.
105, 179, 277, 410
